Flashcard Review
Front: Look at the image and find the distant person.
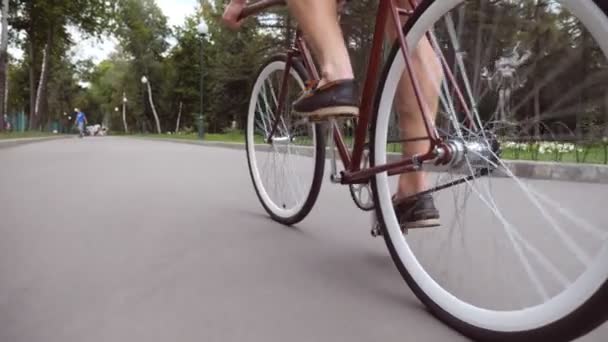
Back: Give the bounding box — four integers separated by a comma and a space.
74, 108, 88, 138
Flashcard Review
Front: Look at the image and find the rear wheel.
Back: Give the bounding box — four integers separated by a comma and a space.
371, 0, 608, 340
246, 55, 326, 226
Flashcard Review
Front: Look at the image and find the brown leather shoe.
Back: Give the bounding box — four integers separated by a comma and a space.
293, 79, 359, 121
372, 194, 440, 237
394, 194, 441, 229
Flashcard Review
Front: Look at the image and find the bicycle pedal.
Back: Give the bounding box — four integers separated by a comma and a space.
370, 223, 410, 237
371, 226, 382, 238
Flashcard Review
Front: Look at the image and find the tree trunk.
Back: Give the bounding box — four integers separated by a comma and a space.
604, 89, 608, 137
472, 0, 486, 98
0, 0, 8, 132
28, 42, 36, 130
576, 29, 590, 140
285, 15, 292, 49
532, 2, 543, 140
33, 43, 49, 128
175, 101, 183, 133
38, 26, 55, 129
534, 89, 541, 139
3, 69, 7, 117
146, 81, 162, 134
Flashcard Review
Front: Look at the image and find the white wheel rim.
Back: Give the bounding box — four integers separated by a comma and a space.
374, 0, 608, 332
247, 61, 315, 219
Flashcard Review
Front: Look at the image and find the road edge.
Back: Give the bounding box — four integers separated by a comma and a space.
0, 136, 71, 150
124, 136, 608, 184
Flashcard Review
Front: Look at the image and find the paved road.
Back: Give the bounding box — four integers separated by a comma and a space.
0, 137, 605, 342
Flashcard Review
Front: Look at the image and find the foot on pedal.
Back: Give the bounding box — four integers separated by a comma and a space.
293, 79, 359, 122
395, 194, 441, 229
371, 194, 441, 237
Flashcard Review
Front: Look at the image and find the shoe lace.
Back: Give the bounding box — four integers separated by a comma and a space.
304, 80, 319, 91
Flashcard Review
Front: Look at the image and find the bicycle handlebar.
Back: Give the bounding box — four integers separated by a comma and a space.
238, 0, 286, 20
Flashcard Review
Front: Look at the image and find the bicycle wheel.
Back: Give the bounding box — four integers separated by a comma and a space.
371, 0, 608, 340
246, 54, 326, 226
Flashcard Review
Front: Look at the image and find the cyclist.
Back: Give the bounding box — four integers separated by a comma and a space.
223, 0, 443, 229
74, 108, 88, 138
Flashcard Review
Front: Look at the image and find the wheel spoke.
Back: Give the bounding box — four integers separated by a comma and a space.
374, 0, 608, 333
468, 149, 596, 266
461, 172, 551, 300
248, 61, 320, 223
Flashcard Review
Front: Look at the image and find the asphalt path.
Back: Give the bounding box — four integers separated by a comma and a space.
0, 137, 605, 341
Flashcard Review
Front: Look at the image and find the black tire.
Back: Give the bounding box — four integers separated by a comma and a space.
370, 0, 608, 340
246, 54, 326, 226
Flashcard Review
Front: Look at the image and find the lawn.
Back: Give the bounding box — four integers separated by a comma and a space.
134, 133, 608, 165
139, 132, 268, 144
138, 132, 242, 142
501, 145, 608, 165
0, 132, 57, 140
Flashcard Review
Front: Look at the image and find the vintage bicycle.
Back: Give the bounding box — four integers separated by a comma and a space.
240, 0, 608, 340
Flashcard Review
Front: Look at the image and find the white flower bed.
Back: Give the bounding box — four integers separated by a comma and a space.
502, 141, 580, 155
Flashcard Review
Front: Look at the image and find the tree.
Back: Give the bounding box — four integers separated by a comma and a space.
113, 0, 170, 133
8, 0, 114, 129
200, 0, 276, 131
164, 16, 204, 132
85, 55, 135, 131
0, 0, 8, 131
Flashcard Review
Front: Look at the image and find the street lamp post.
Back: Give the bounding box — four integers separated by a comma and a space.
63, 112, 67, 133
197, 20, 208, 140
122, 93, 129, 134
141, 76, 162, 134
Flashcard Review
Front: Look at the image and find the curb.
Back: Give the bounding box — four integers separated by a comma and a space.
127, 137, 608, 184
0, 136, 70, 150
126, 137, 247, 151
504, 160, 608, 184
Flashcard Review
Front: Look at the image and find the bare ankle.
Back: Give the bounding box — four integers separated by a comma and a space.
398, 173, 428, 198
321, 64, 354, 83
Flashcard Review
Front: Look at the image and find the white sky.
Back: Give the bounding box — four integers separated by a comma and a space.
76, 0, 199, 62
10, 0, 200, 63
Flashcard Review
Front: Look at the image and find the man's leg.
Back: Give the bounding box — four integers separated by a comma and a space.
285, 0, 441, 199
386, 1, 443, 199
286, 0, 359, 118
285, 0, 353, 85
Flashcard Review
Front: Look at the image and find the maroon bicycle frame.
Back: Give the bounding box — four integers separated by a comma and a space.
241, 0, 474, 185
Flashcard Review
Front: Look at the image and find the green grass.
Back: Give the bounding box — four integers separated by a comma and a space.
206, 132, 250, 143
133, 133, 608, 165
135, 132, 264, 144
501, 145, 608, 165
0, 131, 57, 140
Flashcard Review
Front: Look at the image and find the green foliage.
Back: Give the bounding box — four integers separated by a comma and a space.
201, 0, 272, 132
6, 0, 115, 129
4, 0, 607, 142
0, 131, 55, 139
114, 0, 170, 66
78, 0, 279, 134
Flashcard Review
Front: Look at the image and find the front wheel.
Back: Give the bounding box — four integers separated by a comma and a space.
246, 55, 326, 226
371, 0, 608, 340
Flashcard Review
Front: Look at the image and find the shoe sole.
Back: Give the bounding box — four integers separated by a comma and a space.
297, 106, 359, 122
403, 218, 441, 229
371, 218, 440, 237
